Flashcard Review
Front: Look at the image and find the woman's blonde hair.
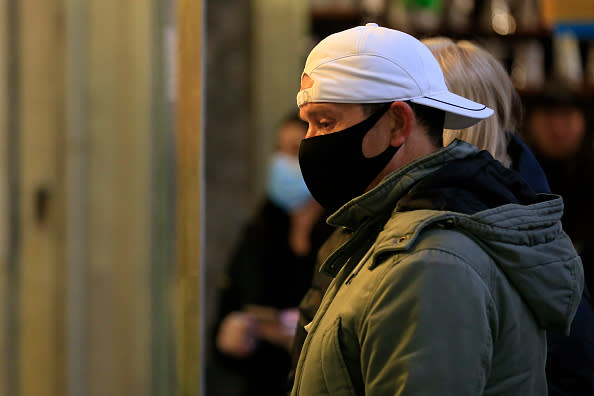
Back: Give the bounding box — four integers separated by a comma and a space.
423, 38, 522, 167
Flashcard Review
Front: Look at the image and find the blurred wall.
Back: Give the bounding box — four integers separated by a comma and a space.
0, 0, 203, 395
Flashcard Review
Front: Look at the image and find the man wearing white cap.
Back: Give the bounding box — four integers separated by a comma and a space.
291, 24, 583, 395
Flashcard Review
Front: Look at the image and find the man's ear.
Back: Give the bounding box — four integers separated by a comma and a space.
388, 101, 414, 147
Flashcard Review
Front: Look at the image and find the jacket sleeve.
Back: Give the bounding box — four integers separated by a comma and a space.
359, 247, 494, 395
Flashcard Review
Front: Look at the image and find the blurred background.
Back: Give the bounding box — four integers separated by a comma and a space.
0, 0, 593, 395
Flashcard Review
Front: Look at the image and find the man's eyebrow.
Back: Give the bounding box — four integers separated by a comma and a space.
301, 106, 333, 120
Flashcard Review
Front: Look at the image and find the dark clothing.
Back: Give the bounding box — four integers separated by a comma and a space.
510, 134, 594, 396
526, 129, 594, 290
547, 286, 594, 396
211, 199, 333, 396
508, 134, 551, 194
582, 236, 594, 316
534, 144, 594, 259
510, 131, 594, 396
396, 150, 540, 214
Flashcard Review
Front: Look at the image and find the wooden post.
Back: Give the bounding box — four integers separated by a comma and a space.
1, 1, 20, 395
85, 1, 153, 394
176, 0, 203, 394
0, 0, 9, 394
18, 0, 68, 394
149, 2, 177, 396
65, 0, 88, 393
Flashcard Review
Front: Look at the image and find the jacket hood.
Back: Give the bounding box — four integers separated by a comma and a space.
328, 139, 584, 334
396, 149, 542, 214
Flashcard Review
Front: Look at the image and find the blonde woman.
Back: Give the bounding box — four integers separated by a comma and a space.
423, 38, 551, 193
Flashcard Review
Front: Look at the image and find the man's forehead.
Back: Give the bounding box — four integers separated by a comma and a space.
299, 102, 330, 117
299, 102, 359, 121
298, 102, 331, 122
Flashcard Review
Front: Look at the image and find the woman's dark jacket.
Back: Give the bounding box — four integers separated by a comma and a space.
211, 199, 333, 396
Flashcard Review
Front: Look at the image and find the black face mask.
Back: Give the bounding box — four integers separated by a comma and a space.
298, 103, 398, 211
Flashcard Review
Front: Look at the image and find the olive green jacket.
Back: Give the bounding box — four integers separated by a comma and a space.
291, 140, 583, 396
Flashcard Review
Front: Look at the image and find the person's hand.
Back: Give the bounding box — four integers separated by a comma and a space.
257, 308, 300, 351
216, 311, 259, 358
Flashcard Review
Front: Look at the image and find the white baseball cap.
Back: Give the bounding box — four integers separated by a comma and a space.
297, 23, 494, 129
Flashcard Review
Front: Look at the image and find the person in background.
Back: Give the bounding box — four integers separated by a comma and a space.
424, 37, 594, 396
291, 24, 583, 395
210, 114, 333, 396
523, 83, 594, 294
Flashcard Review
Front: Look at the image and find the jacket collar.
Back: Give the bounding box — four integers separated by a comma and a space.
327, 139, 479, 231
320, 140, 479, 276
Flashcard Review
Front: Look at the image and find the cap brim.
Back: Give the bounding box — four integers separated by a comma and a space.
411, 92, 494, 129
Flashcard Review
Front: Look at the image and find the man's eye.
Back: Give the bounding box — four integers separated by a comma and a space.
318, 120, 332, 129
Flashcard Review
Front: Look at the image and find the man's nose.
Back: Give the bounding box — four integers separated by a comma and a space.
305, 127, 317, 139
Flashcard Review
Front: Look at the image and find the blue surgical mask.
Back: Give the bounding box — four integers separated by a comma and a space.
267, 152, 313, 211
